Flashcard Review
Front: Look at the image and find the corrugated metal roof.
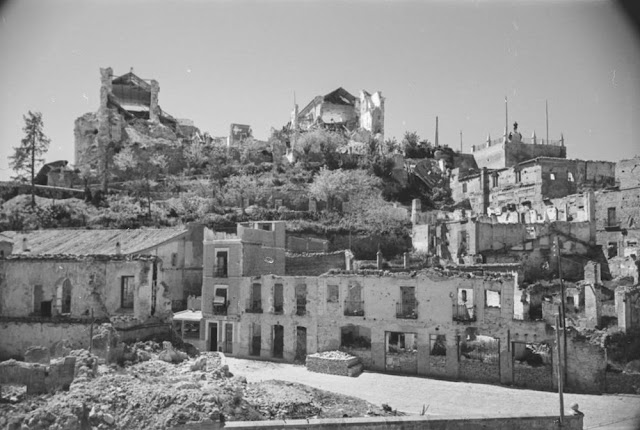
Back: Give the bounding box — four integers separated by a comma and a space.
6, 227, 189, 256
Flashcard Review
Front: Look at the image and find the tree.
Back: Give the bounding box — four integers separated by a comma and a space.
113, 144, 167, 218
9, 111, 51, 207
308, 168, 381, 210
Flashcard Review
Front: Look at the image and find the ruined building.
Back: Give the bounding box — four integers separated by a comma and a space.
291, 87, 384, 140
471, 121, 567, 170
74, 67, 203, 183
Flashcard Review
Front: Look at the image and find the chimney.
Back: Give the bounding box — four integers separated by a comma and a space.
115, 241, 121, 255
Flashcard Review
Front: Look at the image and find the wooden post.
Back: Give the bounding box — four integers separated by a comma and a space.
556, 313, 564, 426
89, 308, 94, 354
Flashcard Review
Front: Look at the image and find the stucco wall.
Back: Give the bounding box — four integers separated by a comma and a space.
0, 320, 92, 360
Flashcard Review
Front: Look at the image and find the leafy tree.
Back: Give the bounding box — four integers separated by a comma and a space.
308, 168, 381, 210
223, 175, 268, 214
9, 111, 51, 207
113, 144, 167, 218
402, 131, 432, 159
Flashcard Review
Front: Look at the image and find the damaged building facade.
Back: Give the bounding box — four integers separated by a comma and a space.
3, 225, 204, 311
188, 221, 619, 393
74, 67, 203, 183
0, 254, 171, 360
291, 87, 384, 140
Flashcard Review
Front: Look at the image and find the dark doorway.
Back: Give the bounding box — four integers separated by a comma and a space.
41, 300, 52, 317
295, 326, 307, 362
209, 323, 218, 352
273, 284, 283, 314
273, 325, 284, 358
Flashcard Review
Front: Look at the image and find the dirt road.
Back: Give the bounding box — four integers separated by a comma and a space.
226, 357, 640, 430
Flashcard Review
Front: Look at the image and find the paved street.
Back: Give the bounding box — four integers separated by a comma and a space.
226, 357, 640, 430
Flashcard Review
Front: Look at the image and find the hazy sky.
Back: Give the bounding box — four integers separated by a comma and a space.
1, 0, 639, 180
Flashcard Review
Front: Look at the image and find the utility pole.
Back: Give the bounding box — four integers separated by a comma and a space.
546, 100, 549, 145
459, 130, 463, 153
556, 312, 565, 426
89, 308, 94, 354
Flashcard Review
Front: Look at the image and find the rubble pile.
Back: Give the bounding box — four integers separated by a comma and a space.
0, 343, 383, 429
306, 351, 363, 377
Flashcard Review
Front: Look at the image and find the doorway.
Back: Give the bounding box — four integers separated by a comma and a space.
295, 326, 307, 362
273, 325, 284, 358
209, 323, 218, 352
225, 323, 233, 354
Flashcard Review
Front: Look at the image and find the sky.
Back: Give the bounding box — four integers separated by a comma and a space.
0, 0, 639, 180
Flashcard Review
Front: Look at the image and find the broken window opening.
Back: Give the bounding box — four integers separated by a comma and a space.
397, 286, 417, 319
215, 250, 228, 277
462, 183, 467, 193
213, 286, 228, 315
295, 284, 307, 316
246, 283, 262, 313
121, 276, 134, 309
327, 285, 339, 303
484, 290, 501, 308
430, 334, 447, 356
568, 172, 574, 182
607, 242, 618, 259
340, 325, 371, 349
454, 288, 475, 322
33, 284, 43, 316
515, 170, 522, 183
273, 283, 284, 314
387, 332, 417, 353
171, 252, 178, 267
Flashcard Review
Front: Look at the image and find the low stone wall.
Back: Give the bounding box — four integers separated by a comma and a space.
459, 358, 500, 383
513, 363, 554, 391
0, 320, 93, 360
604, 371, 640, 394
385, 351, 417, 374
306, 353, 362, 377
428, 355, 448, 377
200, 414, 583, 430
0, 357, 76, 394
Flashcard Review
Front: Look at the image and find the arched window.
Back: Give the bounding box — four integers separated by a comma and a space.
61, 279, 72, 314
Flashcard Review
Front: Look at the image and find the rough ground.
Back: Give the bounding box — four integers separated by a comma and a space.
226, 357, 640, 430
0, 347, 391, 430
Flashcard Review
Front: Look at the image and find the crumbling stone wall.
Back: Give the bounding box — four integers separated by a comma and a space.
0, 356, 75, 394
616, 156, 640, 189
513, 362, 554, 391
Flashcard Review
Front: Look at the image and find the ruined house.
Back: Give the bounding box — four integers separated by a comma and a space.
3, 225, 204, 311
33, 160, 78, 188
0, 254, 170, 360
182, 220, 624, 394
291, 87, 384, 140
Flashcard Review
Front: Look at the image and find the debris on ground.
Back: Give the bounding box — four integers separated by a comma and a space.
0, 342, 390, 429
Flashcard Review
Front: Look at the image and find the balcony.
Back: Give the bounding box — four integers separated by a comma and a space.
212, 303, 228, 316
452, 304, 476, 323
396, 301, 418, 319
296, 298, 307, 316
344, 300, 365, 317
273, 303, 284, 314
245, 299, 263, 314
604, 221, 621, 231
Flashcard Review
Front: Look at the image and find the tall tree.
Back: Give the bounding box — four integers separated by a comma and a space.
9, 111, 51, 207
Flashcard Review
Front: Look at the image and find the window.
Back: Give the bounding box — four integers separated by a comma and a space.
607, 242, 618, 259
0, 250, 4, 258
273, 283, 284, 314
295, 284, 307, 316
492, 173, 499, 188
327, 285, 339, 303
397, 286, 417, 319
183, 321, 200, 339
549, 172, 556, 181
462, 183, 467, 193
121, 276, 135, 309
61, 279, 72, 314
213, 286, 228, 315
247, 283, 262, 313
607, 207, 617, 227
484, 290, 501, 308
171, 252, 178, 267
568, 172, 574, 182
515, 170, 522, 183
215, 251, 228, 277
33, 284, 43, 315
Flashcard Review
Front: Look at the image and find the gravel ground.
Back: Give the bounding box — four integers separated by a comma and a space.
226, 357, 640, 430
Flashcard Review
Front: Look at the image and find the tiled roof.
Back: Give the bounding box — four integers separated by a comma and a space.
5, 227, 189, 256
